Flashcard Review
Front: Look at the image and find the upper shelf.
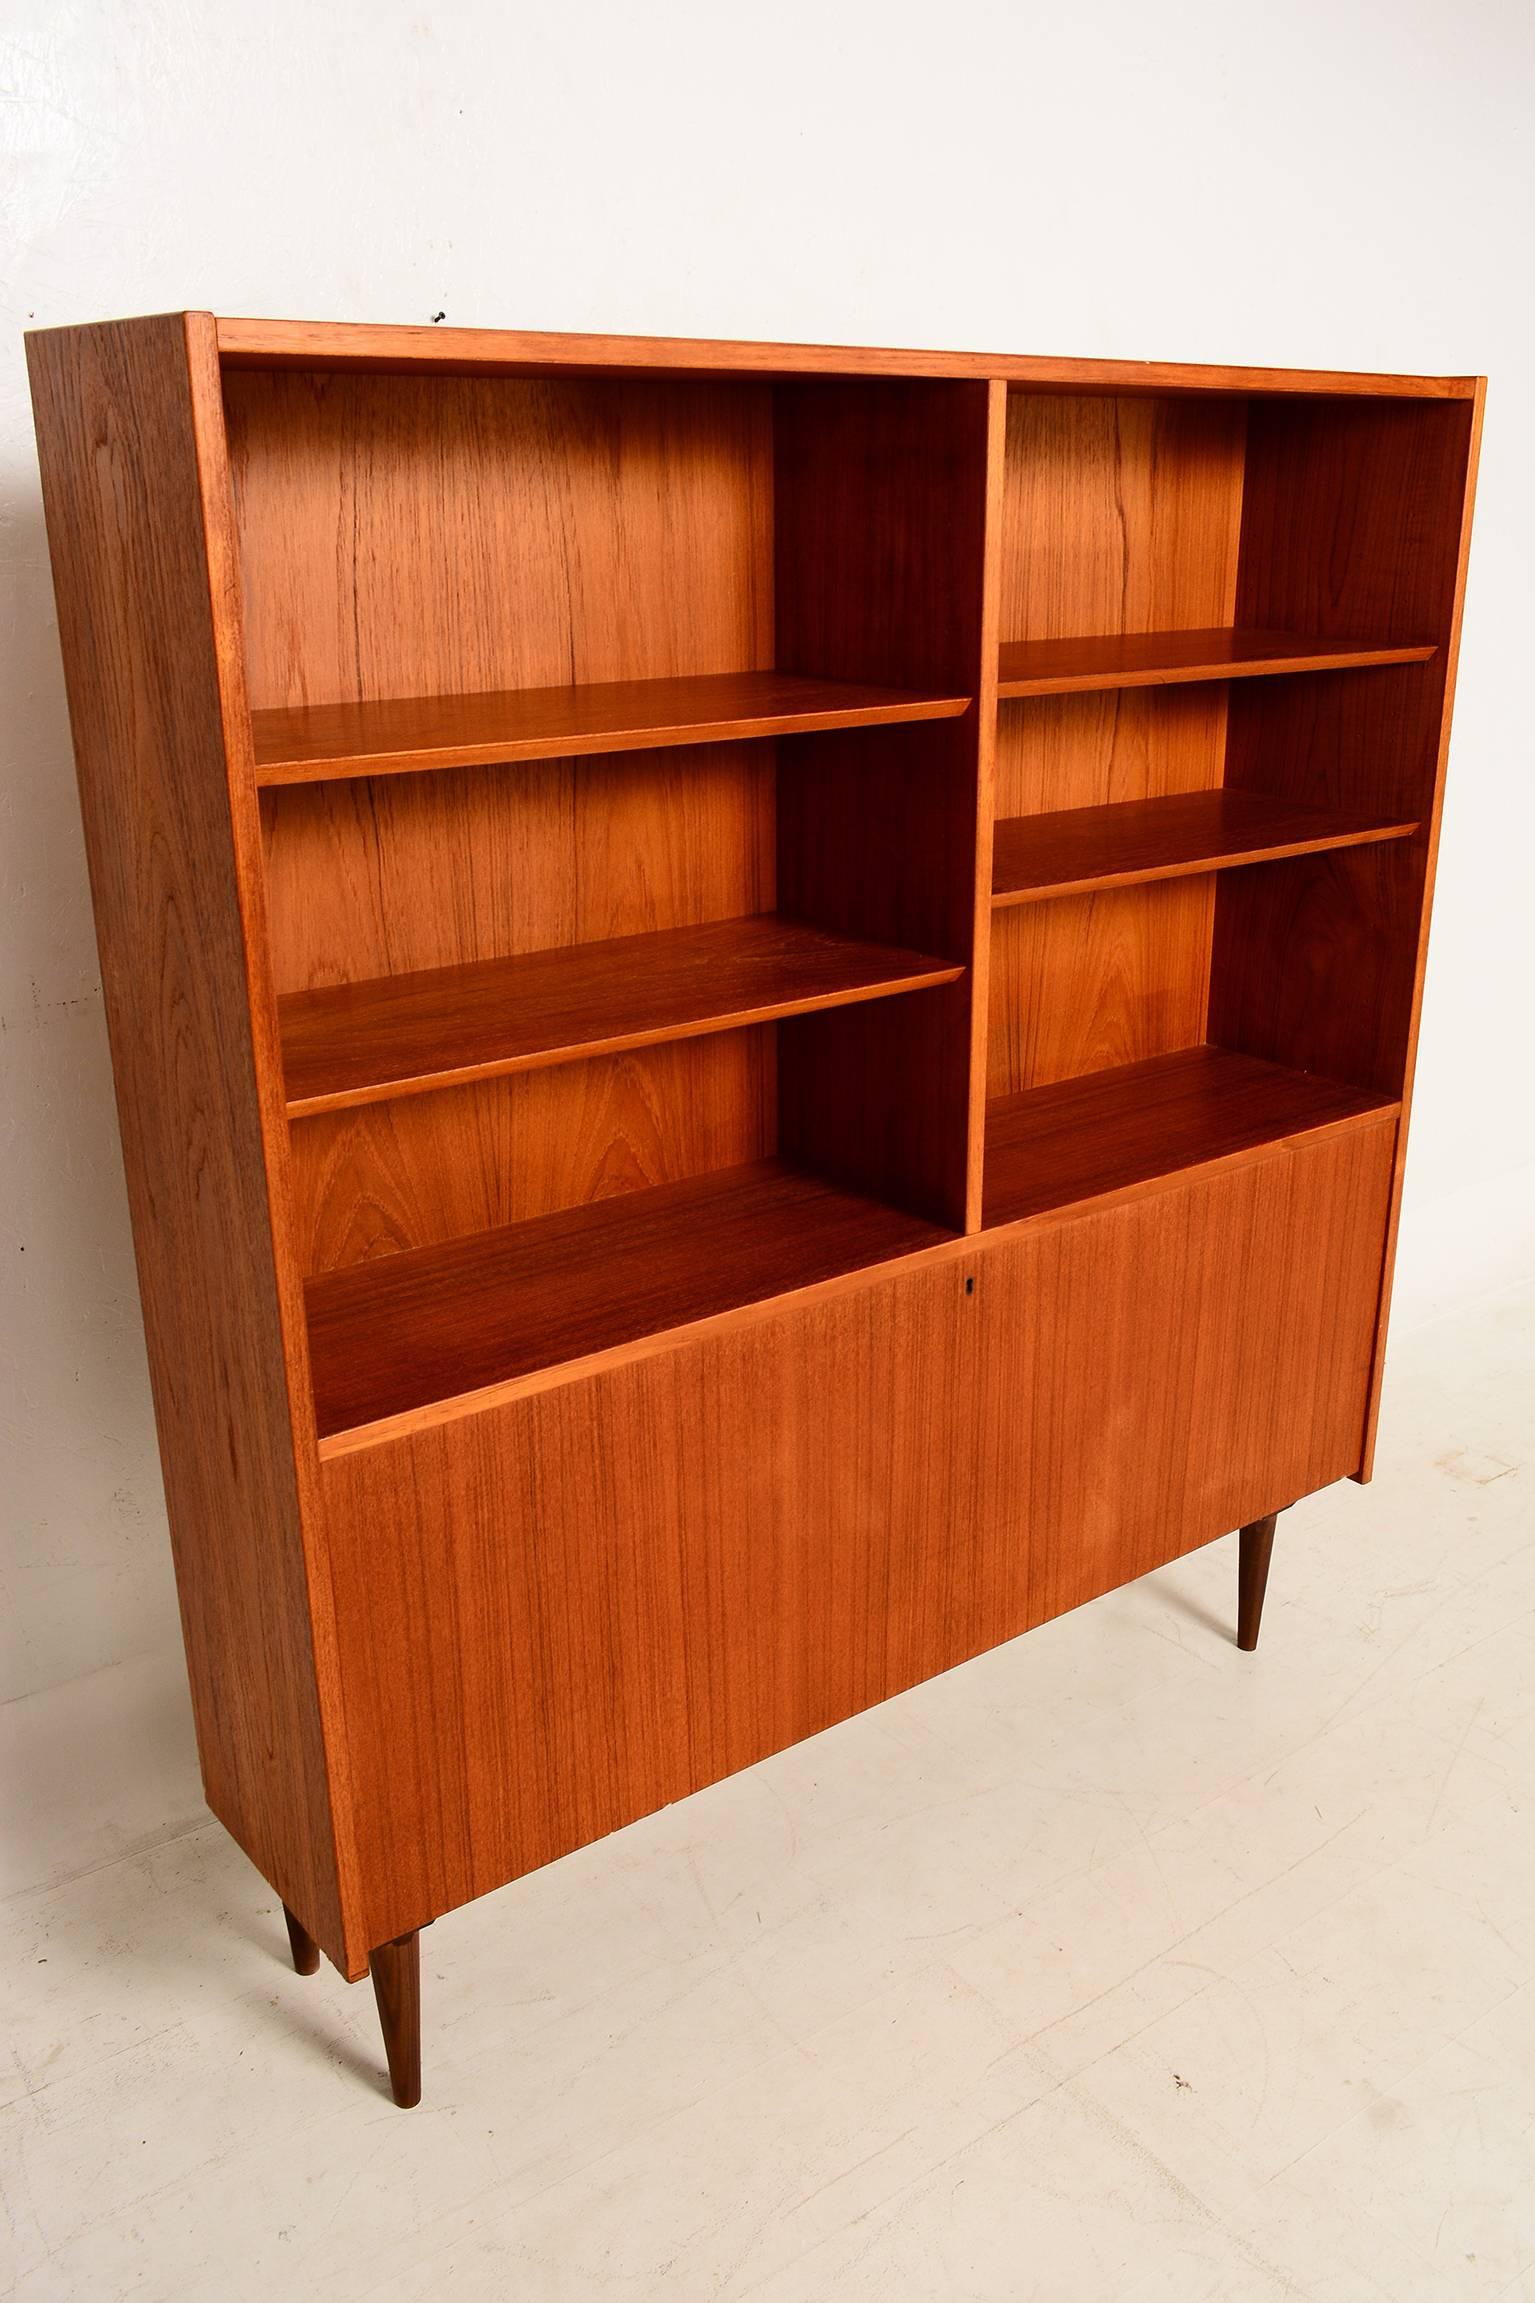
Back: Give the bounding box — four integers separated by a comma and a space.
279, 913, 963, 1118
996, 626, 1435, 700
251, 668, 971, 786
992, 788, 1420, 907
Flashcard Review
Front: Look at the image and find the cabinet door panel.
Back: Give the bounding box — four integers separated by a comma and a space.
322, 1119, 1394, 1947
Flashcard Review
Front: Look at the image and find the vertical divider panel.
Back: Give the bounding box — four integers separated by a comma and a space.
771, 378, 995, 1231
967, 379, 1010, 1229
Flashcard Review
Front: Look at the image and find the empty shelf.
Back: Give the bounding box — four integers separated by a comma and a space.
991, 788, 1419, 905
280, 914, 963, 1117
306, 1159, 953, 1442
996, 627, 1435, 700
252, 668, 971, 785
983, 1046, 1397, 1228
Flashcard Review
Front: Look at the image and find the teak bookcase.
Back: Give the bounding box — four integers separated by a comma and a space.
28, 316, 1482, 2109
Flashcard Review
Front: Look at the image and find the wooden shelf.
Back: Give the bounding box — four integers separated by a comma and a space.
306, 1159, 953, 1442
991, 788, 1419, 906
996, 626, 1435, 700
279, 914, 962, 1117
251, 668, 971, 785
983, 1046, 1397, 1228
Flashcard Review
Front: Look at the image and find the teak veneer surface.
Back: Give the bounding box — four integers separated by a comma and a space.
1212, 393, 1485, 1469
27, 312, 1482, 2024
260, 738, 776, 994
224, 368, 778, 721
987, 878, 1216, 1096
279, 915, 961, 1116
991, 789, 1420, 905
989, 393, 1246, 1099
215, 315, 1477, 398
983, 1045, 1398, 1227
251, 669, 969, 785
287, 1034, 777, 1278
996, 627, 1435, 698
305, 1159, 953, 1441
321, 1120, 1397, 1948
25, 315, 361, 1969
770, 377, 997, 1233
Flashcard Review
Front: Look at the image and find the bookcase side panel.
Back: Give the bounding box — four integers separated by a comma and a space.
322, 1119, 1395, 1947
27, 316, 356, 1972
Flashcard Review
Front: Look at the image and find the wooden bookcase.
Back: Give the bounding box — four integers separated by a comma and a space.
28, 316, 1482, 2108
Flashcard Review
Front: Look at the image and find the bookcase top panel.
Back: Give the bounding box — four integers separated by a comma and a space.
206, 315, 1480, 399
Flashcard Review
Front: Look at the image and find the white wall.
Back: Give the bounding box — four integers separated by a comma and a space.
4, 0, 1533, 1721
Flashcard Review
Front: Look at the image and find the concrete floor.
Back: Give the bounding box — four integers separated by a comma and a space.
3, 1277, 1533, 2301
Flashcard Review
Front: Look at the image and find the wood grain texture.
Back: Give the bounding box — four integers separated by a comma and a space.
999, 395, 1246, 647
1358, 389, 1484, 1473
32, 313, 1480, 2045
772, 381, 994, 1228
279, 915, 960, 1116
1212, 401, 1481, 1099
983, 1045, 1397, 1227
1210, 393, 1484, 1472
319, 1120, 1396, 1948
223, 368, 776, 714
261, 740, 774, 994
987, 879, 1214, 1097
992, 788, 1418, 906
995, 686, 1230, 821
252, 668, 966, 784
288, 1033, 775, 1276
993, 397, 1244, 871
26, 318, 360, 1973
306, 1159, 954, 1442
965, 378, 1011, 1231
214, 314, 1478, 397
997, 626, 1434, 697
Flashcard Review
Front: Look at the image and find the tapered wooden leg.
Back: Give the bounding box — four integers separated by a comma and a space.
282, 1903, 320, 1976
369, 1931, 422, 2109
1237, 1512, 1280, 1651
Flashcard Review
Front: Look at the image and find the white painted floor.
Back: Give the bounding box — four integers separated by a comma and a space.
4, 1277, 1533, 2301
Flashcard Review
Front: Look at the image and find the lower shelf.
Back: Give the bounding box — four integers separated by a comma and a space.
305, 1159, 953, 1444
983, 1046, 1398, 1228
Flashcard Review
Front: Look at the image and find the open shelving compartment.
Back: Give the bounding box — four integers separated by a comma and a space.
981, 382, 1469, 1227
224, 358, 993, 1442
220, 342, 1476, 1448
